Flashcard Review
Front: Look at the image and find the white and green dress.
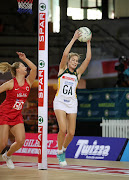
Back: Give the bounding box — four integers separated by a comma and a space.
53, 68, 78, 114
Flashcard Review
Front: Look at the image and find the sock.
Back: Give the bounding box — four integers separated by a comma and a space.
57, 149, 63, 154
62, 146, 67, 152
5, 151, 10, 158
5, 151, 7, 156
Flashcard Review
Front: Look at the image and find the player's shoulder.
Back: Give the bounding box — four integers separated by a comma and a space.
8, 79, 14, 84
58, 66, 67, 76
6, 79, 14, 90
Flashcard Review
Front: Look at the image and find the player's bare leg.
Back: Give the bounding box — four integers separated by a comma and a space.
0, 125, 15, 169
63, 113, 76, 149
0, 125, 10, 153
7, 123, 25, 156
54, 109, 67, 166
54, 110, 67, 150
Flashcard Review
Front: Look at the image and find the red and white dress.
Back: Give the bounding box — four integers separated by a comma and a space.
0, 78, 30, 126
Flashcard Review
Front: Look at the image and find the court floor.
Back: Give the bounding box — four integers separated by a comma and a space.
0, 156, 129, 180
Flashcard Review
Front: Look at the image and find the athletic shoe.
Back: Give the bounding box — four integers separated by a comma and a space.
57, 152, 67, 167
2, 151, 15, 169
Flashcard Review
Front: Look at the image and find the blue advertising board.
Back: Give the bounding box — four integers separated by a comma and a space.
77, 88, 129, 121
120, 141, 129, 162
66, 136, 127, 161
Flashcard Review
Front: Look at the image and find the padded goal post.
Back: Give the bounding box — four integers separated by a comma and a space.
38, 0, 48, 170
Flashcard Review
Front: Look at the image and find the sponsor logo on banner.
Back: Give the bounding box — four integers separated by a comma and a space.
38, 116, 43, 124
39, 3, 46, 11
66, 136, 127, 161
88, 94, 100, 101
47, 134, 58, 157
39, 60, 45, 68
38, 70, 44, 106
74, 140, 110, 159
87, 110, 99, 117
104, 109, 118, 116
14, 133, 39, 156
38, 126, 43, 163
39, 13, 46, 50
14, 133, 57, 158
105, 93, 110, 100
77, 88, 129, 120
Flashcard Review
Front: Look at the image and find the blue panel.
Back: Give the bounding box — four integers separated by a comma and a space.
77, 88, 129, 121
120, 141, 129, 162
66, 136, 127, 161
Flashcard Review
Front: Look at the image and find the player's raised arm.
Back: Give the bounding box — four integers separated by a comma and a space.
59, 30, 81, 70
16, 52, 37, 87
77, 39, 92, 79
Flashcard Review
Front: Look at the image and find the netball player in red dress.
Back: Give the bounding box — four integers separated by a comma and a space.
0, 52, 37, 169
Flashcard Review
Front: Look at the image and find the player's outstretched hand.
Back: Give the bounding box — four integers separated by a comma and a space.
16, 52, 26, 61
73, 30, 81, 41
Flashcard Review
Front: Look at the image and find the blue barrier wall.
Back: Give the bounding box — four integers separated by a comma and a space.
120, 141, 129, 162
66, 136, 127, 161
77, 88, 129, 122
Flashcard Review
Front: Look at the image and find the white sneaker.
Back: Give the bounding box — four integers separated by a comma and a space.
57, 152, 67, 167
2, 151, 15, 169
60, 160, 67, 167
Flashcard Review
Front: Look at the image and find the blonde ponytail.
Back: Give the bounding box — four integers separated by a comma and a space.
0, 62, 20, 77
0, 62, 12, 74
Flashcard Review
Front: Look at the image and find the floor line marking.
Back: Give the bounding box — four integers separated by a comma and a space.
0, 162, 129, 176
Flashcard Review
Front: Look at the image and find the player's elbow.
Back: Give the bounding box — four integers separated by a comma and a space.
31, 66, 37, 76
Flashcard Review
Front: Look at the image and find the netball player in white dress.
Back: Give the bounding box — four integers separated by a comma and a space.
53, 30, 92, 166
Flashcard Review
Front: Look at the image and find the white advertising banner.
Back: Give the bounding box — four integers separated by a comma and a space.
83, 58, 118, 79
38, 0, 48, 170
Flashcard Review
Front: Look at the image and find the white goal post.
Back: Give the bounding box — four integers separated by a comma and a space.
38, 0, 48, 170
